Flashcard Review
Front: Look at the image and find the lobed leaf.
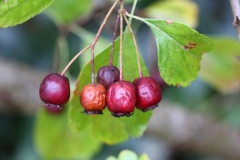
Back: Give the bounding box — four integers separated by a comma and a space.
127, 15, 212, 87
0, 0, 54, 28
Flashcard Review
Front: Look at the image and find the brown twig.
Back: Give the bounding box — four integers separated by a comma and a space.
1, 58, 240, 159
146, 102, 240, 160
229, 0, 240, 40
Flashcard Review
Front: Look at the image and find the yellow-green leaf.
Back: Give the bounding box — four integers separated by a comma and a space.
200, 37, 240, 94
145, 0, 199, 28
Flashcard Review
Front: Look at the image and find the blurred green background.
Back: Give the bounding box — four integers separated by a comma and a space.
0, 0, 240, 160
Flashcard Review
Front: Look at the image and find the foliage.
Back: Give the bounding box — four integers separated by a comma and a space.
34, 107, 102, 159
200, 37, 240, 94
48, 0, 93, 23
69, 33, 151, 144
126, 15, 212, 87
145, 0, 199, 28
0, 0, 54, 27
1, 0, 217, 159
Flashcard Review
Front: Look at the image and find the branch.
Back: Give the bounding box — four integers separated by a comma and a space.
0, 58, 46, 114
230, 0, 240, 40
1, 58, 240, 159
146, 102, 240, 160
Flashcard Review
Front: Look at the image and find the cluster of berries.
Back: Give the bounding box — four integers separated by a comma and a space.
39, 68, 162, 117
39, 0, 162, 117
82, 65, 162, 117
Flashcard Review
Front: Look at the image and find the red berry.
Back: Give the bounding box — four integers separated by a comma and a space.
106, 80, 136, 117
39, 73, 70, 108
97, 65, 120, 89
80, 84, 107, 115
133, 77, 162, 112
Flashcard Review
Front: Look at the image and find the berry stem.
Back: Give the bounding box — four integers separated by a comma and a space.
91, 46, 95, 84
90, 0, 120, 83
109, 15, 120, 66
61, 45, 91, 76
123, 12, 143, 78
61, 0, 120, 76
91, 0, 120, 47
119, 1, 124, 81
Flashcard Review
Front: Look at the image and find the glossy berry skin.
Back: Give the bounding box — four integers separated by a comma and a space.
97, 65, 120, 89
80, 84, 106, 115
39, 73, 70, 109
107, 80, 136, 117
133, 77, 162, 112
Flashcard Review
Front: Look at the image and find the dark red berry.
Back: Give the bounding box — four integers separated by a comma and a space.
106, 80, 136, 117
97, 65, 120, 89
39, 73, 70, 108
133, 77, 162, 112
80, 84, 106, 115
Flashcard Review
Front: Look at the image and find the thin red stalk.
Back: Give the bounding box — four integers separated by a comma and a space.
61, 45, 91, 76
91, 0, 120, 47
119, 1, 124, 81
123, 13, 143, 78
90, 0, 120, 83
109, 15, 120, 66
91, 46, 95, 84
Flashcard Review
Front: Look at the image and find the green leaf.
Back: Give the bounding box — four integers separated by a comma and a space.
106, 150, 149, 160
47, 0, 92, 23
128, 15, 212, 87
92, 109, 151, 144
34, 107, 102, 159
144, 0, 199, 28
199, 37, 240, 94
69, 32, 151, 144
0, 0, 54, 28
